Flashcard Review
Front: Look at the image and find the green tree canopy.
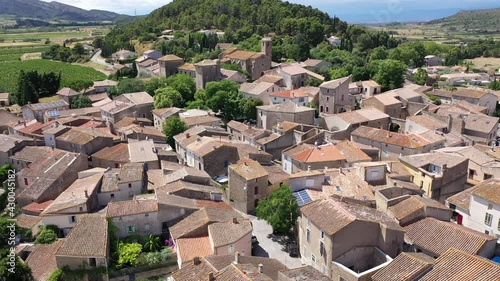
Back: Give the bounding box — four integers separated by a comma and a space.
70, 95, 92, 109
240, 98, 263, 121
413, 68, 429, 86
256, 185, 299, 234
35, 227, 58, 244
65, 80, 93, 92
154, 87, 183, 109
144, 77, 168, 96
373, 59, 407, 91
165, 74, 196, 103
0, 249, 33, 281
117, 242, 142, 268
116, 78, 145, 95
162, 116, 188, 147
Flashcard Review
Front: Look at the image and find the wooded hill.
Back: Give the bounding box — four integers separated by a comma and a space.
427, 8, 500, 32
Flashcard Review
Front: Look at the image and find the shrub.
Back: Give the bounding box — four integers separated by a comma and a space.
35, 227, 58, 244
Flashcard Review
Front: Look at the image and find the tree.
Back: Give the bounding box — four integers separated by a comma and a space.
240, 98, 263, 121
154, 87, 183, 109
370, 46, 388, 61
116, 78, 145, 95
207, 90, 242, 122
117, 242, 142, 268
166, 74, 197, 103
256, 185, 299, 234
373, 59, 407, 91
65, 80, 93, 92
0, 219, 19, 248
489, 78, 500, 91
70, 95, 92, 109
328, 68, 349, 80
35, 227, 58, 244
0, 249, 33, 281
145, 77, 168, 96
72, 43, 85, 55
413, 68, 429, 86
162, 116, 188, 147
306, 77, 322, 87
144, 235, 161, 252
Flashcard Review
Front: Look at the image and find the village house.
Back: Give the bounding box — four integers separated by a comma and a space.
153, 107, 183, 130
221, 68, 247, 84
227, 159, 269, 214
114, 91, 154, 120
112, 49, 136, 62
194, 59, 222, 89
270, 89, 310, 107
263, 64, 325, 90
0, 109, 22, 133
371, 252, 435, 281
55, 128, 114, 155
299, 197, 404, 279
10, 147, 87, 206
256, 101, 315, 130
128, 139, 160, 169
348, 80, 382, 98
300, 59, 332, 71
97, 163, 145, 206
174, 126, 231, 163
164, 166, 212, 185
93, 80, 118, 93
40, 171, 103, 236
0, 134, 38, 165
449, 88, 497, 115
327, 35, 341, 46
177, 63, 195, 78
219, 38, 272, 80
462, 114, 499, 146
240, 81, 285, 105
55, 213, 109, 271
106, 197, 161, 238
172, 253, 288, 281
440, 73, 490, 86
404, 217, 497, 258
22, 100, 70, 123
278, 265, 331, 281
446, 178, 500, 240
0, 92, 11, 106
424, 55, 443, 66
158, 180, 222, 201
320, 108, 390, 140
350, 126, 445, 161
318, 76, 351, 114
169, 207, 251, 267
362, 92, 406, 119
158, 54, 184, 78
90, 143, 130, 168
399, 152, 468, 203
56, 87, 80, 104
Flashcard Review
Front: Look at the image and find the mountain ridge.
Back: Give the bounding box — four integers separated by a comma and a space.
0, 0, 128, 22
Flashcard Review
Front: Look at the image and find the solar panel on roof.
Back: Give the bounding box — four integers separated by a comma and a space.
293, 189, 312, 206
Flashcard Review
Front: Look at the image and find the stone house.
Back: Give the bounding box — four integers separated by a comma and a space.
399, 152, 468, 203
114, 91, 154, 121
112, 49, 136, 61
0, 134, 37, 165
263, 64, 325, 90
22, 100, 69, 122
320, 108, 390, 140
93, 80, 118, 93
318, 76, 351, 114
270, 89, 310, 107
256, 101, 315, 130
362, 92, 406, 119
97, 163, 145, 206
56, 88, 81, 104
90, 143, 130, 168
227, 159, 269, 214
194, 59, 221, 89
55, 128, 114, 155
219, 38, 272, 80
299, 197, 404, 279
240, 82, 285, 105
0, 92, 11, 106
158, 55, 184, 78
348, 80, 382, 98
153, 107, 183, 131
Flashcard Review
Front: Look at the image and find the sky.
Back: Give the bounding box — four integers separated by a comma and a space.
44, 0, 499, 23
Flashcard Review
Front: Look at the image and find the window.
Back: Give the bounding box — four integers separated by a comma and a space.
228, 244, 234, 254
326, 96, 330, 102
311, 255, 316, 264
320, 106, 324, 112
89, 258, 96, 267
484, 174, 493, 180
24, 178, 28, 185
498, 219, 500, 231
307, 218, 311, 227
320, 230, 325, 239
224, 160, 229, 168
254, 199, 259, 207
488, 204, 493, 210
162, 222, 168, 232
145, 224, 151, 231
128, 183, 132, 188
320, 241, 325, 256
79, 207, 83, 212
70, 216, 76, 223
306, 229, 311, 243
128, 191, 134, 198
198, 163, 202, 170
485, 213, 493, 226
303, 246, 309, 259
110, 194, 115, 199
341, 95, 344, 101
145, 213, 149, 217
326, 107, 329, 112
254, 186, 259, 195
126, 226, 136, 233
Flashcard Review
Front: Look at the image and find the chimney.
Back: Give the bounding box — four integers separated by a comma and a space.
442, 164, 447, 171
207, 272, 215, 281
258, 264, 263, 274
193, 256, 200, 265
324, 166, 328, 173
186, 133, 190, 139
84, 189, 88, 198
307, 165, 311, 172
233, 217, 238, 224
233, 252, 240, 264
339, 167, 343, 174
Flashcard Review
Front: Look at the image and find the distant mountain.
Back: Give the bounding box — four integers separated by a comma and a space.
0, 0, 130, 22
426, 8, 500, 31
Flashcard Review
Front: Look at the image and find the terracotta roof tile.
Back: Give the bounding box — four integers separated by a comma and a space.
257, 101, 315, 113
26, 240, 64, 281
371, 252, 434, 281
335, 140, 371, 163
177, 236, 214, 263
420, 248, 500, 281
404, 217, 496, 256
471, 178, 500, 205
22, 200, 54, 215
56, 214, 108, 257
208, 219, 252, 247
106, 198, 158, 218
15, 214, 42, 229
292, 144, 346, 163
230, 159, 269, 180
351, 126, 434, 148
270, 89, 309, 99
171, 257, 218, 281
205, 255, 288, 280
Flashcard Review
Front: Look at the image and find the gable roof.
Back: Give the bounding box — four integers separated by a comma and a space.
388, 196, 449, 224
470, 178, 500, 205
91, 143, 130, 163
118, 91, 154, 105
56, 214, 108, 257
279, 265, 331, 281
464, 114, 498, 134
208, 219, 253, 247
270, 89, 309, 99
257, 101, 315, 113
335, 140, 372, 163
419, 248, 500, 281
351, 126, 436, 148
177, 236, 214, 264
320, 76, 350, 89
371, 252, 435, 281
230, 159, 269, 180
26, 240, 64, 281
106, 198, 158, 218
170, 207, 243, 239
205, 255, 288, 280
300, 197, 402, 235
56, 87, 80, 97
399, 152, 467, 169
291, 143, 346, 163
153, 107, 182, 118
128, 139, 158, 163
404, 217, 496, 256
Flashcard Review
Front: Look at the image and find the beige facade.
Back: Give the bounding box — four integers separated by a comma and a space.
257, 102, 315, 130
227, 161, 269, 214
194, 59, 222, 90
319, 76, 351, 114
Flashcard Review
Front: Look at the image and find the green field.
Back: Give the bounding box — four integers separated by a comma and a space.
0, 31, 87, 40
0, 60, 106, 93
0, 46, 50, 55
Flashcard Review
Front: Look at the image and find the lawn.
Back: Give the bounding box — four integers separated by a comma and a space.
39, 95, 61, 103
0, 60, 107, 93
0, 31, 88, 41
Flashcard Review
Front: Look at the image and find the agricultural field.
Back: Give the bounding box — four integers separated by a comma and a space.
0, 45, 50, 61
0, 30, 89, 45
0, 60, 106, 93
466, 57, 500, 70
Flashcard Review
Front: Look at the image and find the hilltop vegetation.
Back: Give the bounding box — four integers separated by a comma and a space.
102, 0, 348, 57
427, 8, 500, 32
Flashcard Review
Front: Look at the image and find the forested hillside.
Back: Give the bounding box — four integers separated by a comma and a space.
427, 8, 500, 32
102, 0, 347, 57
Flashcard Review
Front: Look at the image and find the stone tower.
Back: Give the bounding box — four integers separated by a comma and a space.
194, 59, 221, 90
261, 37, 272, 58
158, 54, 184, 78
